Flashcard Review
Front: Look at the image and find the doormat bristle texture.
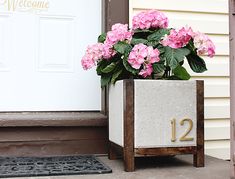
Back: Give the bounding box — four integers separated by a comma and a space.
0, 155, 112, 178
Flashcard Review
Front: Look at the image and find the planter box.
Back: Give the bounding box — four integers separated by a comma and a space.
108, 79, 204, 172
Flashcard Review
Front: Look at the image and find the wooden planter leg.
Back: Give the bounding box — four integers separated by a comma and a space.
194, 81, 205, 167
124, 148, 135, 172
193, 147, 205, 167
123, 80, 135, 172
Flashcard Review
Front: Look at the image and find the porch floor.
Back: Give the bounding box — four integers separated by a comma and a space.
8, 155, 229, 179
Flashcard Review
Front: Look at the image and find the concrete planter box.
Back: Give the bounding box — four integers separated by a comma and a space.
108, 79, 204, 172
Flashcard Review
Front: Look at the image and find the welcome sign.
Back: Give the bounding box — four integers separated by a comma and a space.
0, 0, 49, 12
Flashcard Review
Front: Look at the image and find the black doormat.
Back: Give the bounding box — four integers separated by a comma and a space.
0, 155, 112, 178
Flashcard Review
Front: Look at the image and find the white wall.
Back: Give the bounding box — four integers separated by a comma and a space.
129, 0, 230, 160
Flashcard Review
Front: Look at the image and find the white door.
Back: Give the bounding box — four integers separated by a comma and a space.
0, 0, 102, 111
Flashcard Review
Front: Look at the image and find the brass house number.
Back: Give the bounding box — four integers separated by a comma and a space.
170, 118, 194, 142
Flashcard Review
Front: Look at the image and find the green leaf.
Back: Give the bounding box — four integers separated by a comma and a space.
114, 41, 132, 54
101, 62, 117, 73
173, 65, 191, 80
186, 53, 207, 73
96, 60, 109, 75
111, 69, 123, 84
98, 33, 106, 43
101, 74, 112, 88
146, 41, 159, 47
131, 38, 148, 45
164, 47, 190, 70
134, 29, 152, 33
147, 29, 170, 41
152, 62, 165, 73
168, 76, 181, 80
123, 59, 138, 75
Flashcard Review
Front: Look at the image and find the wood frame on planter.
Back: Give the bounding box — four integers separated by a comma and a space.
108, 80, 204, 172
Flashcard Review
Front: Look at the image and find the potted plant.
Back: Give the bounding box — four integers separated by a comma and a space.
81, 10, 215, 172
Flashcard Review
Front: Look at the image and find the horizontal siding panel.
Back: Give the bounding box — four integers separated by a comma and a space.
130, 0, 228, 14
185, 58, 229, 77
204, 83, 229, 98
205, 119, 230, 140
192, 77, 230, 98
205, 99, 230, 119
205, 140, 230, 160
132, 10, 229, 34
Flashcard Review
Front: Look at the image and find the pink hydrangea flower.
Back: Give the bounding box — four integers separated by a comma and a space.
105, 23, 132, 46
132, 10, 169, 30
139, 64, 153, 78
102, 23, 132, 59
128, 44, 160, 78
81, 54, 96, 70
103, 43, 116, 59
161, 27, 193, 49
146, 46, 160, 63
128, 44, 147, 69
81, 43, 104, 70
85, 43, 104, 61
192, 32, 215, 58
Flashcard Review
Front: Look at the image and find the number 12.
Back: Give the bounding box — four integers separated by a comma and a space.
171, 118, 194, 142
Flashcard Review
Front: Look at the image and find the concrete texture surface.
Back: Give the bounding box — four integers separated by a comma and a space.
8, 155, 229, 179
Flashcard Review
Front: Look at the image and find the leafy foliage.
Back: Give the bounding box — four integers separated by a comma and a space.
164, 47, 190, 70
147, 29, 170, 42
114, 42, 132, 54
131, 38, 148, 45
173, 65, 191, 80
92, 26, 210, 87
186, 53, 207, 73
98, 33, 106, 43
152, 61, 165, 74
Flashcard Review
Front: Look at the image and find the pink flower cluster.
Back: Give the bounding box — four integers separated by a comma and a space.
161, 27, 193, 49
128, 44, 160, 78
104, 23, 132, 58
132, 10, 169, 30
81, 43, 104, 70
161, 26, 215, 57
81, 23, 133, 70
193, 32, 215, 58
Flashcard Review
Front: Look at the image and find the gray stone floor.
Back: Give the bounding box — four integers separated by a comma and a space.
8, 155, 229, 179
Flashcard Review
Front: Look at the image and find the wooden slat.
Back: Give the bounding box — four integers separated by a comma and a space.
123, 79, 135, 172
0, 139, 108, 157
194, 80, 205, 167
130, 0, 228, 14
135, 147, 196, 157
0, 112, 107, 127
0, 127, 107, 142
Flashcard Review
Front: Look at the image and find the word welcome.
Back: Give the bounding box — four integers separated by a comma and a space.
0, 0, 49, 12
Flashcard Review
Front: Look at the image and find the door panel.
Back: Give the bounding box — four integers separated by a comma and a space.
0, 0, 102, 111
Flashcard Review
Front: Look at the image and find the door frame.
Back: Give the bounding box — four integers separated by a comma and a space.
0, 0, 129, 127
230, 0, 235, 178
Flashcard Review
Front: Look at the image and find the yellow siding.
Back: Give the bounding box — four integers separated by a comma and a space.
130, 0, 230, 159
